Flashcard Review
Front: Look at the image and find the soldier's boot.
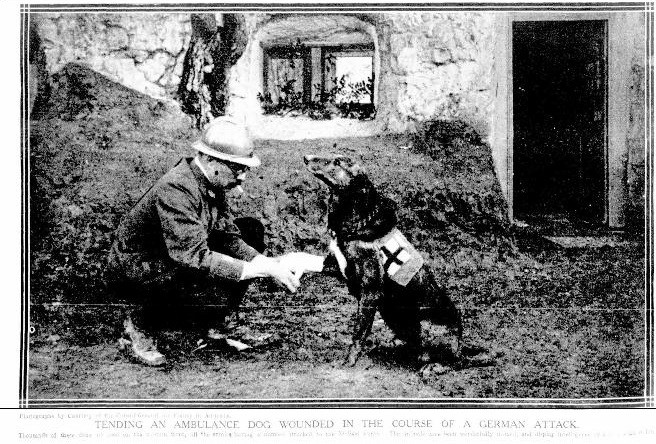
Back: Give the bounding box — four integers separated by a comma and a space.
118, 316, 167, 367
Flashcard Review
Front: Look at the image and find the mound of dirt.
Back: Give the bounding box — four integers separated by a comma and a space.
30, 65, 513, 309
30, 64, 197, 307
409, 119, 514, 250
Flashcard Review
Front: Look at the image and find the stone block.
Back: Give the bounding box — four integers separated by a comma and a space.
159, 72, 180, 88
36, 18, 59, 46
102, 57, 136, 79
104, 26, 129, 50
431, 48, 452, 65
161, 25, 189, 55
173, 56, 186, 78
139, 52, 172, 83
397, 46, 420, 75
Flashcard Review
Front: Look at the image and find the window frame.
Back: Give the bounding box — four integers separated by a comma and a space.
262, 43, 375, 106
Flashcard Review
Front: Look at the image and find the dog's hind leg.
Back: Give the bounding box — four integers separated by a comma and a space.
379, 302, 422, 357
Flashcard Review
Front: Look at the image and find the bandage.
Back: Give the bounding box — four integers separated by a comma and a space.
279, 252, 325, 274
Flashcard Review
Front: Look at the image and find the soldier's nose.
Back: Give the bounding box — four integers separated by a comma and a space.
303, 155, 315, 165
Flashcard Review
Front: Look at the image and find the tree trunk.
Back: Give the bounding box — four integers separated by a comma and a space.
178, 13, 248, 128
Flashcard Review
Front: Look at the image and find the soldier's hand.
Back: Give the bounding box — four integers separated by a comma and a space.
242, 255, 300, 293
268, 262, 301, 293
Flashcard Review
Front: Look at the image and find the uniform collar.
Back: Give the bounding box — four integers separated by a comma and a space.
188, 157, 221, 200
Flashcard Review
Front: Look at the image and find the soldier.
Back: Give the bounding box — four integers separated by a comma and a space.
106, 116, 301, 366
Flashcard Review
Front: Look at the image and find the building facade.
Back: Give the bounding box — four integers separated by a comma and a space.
31, 10, 648, 228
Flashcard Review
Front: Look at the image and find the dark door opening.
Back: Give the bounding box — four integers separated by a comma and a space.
513, 20, 607, 226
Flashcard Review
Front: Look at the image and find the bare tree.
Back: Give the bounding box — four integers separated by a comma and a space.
178, 13, 248, 128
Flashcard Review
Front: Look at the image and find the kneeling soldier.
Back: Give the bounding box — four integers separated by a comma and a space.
106, 116, 301, 366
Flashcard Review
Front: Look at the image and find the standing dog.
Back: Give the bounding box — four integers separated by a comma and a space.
304, 154, 494, 374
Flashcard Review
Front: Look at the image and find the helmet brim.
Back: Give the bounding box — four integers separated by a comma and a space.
192, 140, 261, 168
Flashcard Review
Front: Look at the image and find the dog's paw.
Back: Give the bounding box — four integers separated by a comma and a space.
419, 362, 453, 380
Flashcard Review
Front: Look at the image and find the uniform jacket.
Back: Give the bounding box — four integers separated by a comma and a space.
108, 158, 259, 285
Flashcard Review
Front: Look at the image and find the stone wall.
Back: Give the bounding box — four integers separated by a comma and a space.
32, 12, 497, 135
373, 13, 494, 134
33, 13, 192, 99
223, 12, 494, 137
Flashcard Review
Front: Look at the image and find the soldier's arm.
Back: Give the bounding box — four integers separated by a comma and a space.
156, 182, 246, 281
157, 184, 299, 292
208, 219, 260, 261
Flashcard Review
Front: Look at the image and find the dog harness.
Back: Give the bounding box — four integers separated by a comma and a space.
375, 228, 424, 286
330, 228, 424, 287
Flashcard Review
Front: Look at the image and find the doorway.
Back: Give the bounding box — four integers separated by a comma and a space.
512, 20, 608, 226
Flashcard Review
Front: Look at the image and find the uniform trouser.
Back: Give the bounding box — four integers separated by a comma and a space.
107, 217, 265, 333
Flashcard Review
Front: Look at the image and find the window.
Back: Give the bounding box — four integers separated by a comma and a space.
334, 56, 373, 104
261, 43, 375, 119
323, 50, 374, 106
263, 46, 311, 107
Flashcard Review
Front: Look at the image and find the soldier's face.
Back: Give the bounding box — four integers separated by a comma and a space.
202, 156, 248, 190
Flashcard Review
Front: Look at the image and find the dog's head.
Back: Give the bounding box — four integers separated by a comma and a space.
304, 154, 397, 241
303, 155, 364, 190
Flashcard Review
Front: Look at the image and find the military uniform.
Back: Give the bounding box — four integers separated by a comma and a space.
107, 116, 300, 366
107, 157, 262, 330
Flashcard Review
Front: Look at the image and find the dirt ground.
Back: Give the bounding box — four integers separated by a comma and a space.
28, 243, 644, 401
27, 66, 646, 402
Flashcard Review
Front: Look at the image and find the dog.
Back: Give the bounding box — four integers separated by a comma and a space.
304, 154, 495, 375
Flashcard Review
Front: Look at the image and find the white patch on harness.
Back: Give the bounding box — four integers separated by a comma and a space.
383, 237, 400, 251
378, 228, 425, 286
329, 238, 348, 278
